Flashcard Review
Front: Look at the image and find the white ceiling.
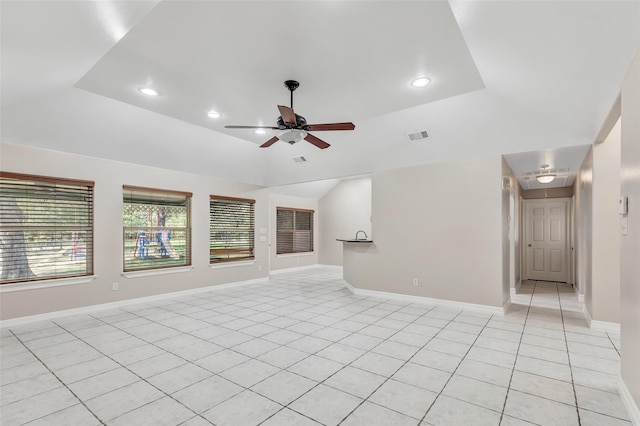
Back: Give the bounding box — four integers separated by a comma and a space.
2, 1, 638, 189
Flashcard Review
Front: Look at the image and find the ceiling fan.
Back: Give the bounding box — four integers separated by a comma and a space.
224, 80, 355, 149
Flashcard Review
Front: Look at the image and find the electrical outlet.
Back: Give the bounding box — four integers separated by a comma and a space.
412, 278, 419, 287
418, 279, 425, 287
258, 265, 262, 271
112, 282, 118, 291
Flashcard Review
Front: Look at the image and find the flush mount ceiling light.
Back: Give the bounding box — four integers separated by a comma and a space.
536, 175, 556, 184
207, 111, 220, 119
536, 164, 555, 184
254, 129, 266, 135
410, 77, 431, 88
138, 87, 159, 96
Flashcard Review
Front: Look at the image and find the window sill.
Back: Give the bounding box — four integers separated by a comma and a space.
121, 266, 193, 279
209, 260, 256, 269
276, 252, 314, 258
0, 275, 97, 293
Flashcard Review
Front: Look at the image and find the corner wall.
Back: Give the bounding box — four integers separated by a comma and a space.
502, 158, 522, 293
591, 118, 621, 324
574, 146, 593, 301
620, 50, 640, 417
345, 156, 505, 308
318, 177, 372, 266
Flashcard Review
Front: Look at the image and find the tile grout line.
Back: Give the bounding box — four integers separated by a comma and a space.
498, 280, 535, 426
415, 311, 498, 426
8, 329, 107, 426
557, 282, 582, 426
259, 296, 441, 425
5, 270, 618, 426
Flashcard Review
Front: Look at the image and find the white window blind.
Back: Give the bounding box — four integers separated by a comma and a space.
0, 172, 94, 284
276, 207, 314, 254
210, 196, 255, 264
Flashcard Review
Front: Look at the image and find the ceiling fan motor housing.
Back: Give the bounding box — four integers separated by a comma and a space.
277, 114, 307, 129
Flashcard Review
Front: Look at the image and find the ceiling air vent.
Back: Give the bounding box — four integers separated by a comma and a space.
292, 156, 307, 163
407, 129, 430, 142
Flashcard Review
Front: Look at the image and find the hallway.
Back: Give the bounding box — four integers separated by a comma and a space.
0, 269, 631, 425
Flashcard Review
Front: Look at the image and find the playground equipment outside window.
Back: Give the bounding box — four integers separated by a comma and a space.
123, 185, 192, 272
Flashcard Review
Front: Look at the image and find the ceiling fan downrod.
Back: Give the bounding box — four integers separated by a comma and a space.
284, 80, 299, 109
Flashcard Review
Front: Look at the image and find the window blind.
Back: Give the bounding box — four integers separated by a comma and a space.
122, 185, 192, 272
276, 207, 313, 254
210, 196, 255, 263
0, 172, 94, 284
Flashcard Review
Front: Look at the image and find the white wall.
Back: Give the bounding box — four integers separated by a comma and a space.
591, 119, 621, 323
574, 146, 593, 300
620, 51, 640, 416
0, 143, 270, 320
268, 194, 319, 271
344, 156, 506, 308
318, 177, 372, 266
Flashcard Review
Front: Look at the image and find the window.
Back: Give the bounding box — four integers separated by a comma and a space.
276, 207, 314, 254
123, 186, 191, 272
210, 196, 255, 264
0, 172, 94, 284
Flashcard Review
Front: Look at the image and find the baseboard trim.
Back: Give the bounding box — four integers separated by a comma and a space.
344, 284, 504, 316
503, 298, 512, 315
583, 304, 592, 328
316, 264, 343, 271
620, 376, 640, 426
269, 264, 323, 275
342, 280, 355, 293
510, 280, 522, 298
590, 320, 621, 334
0, 277, 268, 329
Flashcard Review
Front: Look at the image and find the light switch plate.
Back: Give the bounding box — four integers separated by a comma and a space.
619, 196, 628, 215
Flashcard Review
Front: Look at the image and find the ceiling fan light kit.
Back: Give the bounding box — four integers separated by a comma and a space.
279, 129, 308, 144
224, 80, 355, 149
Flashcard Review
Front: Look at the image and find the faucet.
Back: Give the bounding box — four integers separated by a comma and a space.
355, 230, 368, 240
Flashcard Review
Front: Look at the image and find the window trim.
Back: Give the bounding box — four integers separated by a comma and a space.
0, 171, 95, 285
122, 185, 192, 273
209, 195, 256, 264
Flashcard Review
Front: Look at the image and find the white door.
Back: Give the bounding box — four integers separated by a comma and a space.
524, 198, 570, 282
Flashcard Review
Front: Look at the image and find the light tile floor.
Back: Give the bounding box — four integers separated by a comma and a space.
0, 268, 631, 425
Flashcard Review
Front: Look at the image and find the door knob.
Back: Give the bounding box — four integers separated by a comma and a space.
528, 244, 532, 247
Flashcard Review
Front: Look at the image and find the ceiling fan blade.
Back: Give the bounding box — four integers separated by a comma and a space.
278, 105, 297, 125
306, 122, 355, 131
260, 136, 279, 148
225, 125, 279, 129
304, 133, 330, 149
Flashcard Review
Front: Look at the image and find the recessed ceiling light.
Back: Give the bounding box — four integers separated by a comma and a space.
207, 111, 221, 119
138, 87, 159, 96
254, 129, 266, 135
410, 77, 431, 88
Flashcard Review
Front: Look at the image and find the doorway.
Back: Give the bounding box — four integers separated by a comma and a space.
523, 198, 571, 283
